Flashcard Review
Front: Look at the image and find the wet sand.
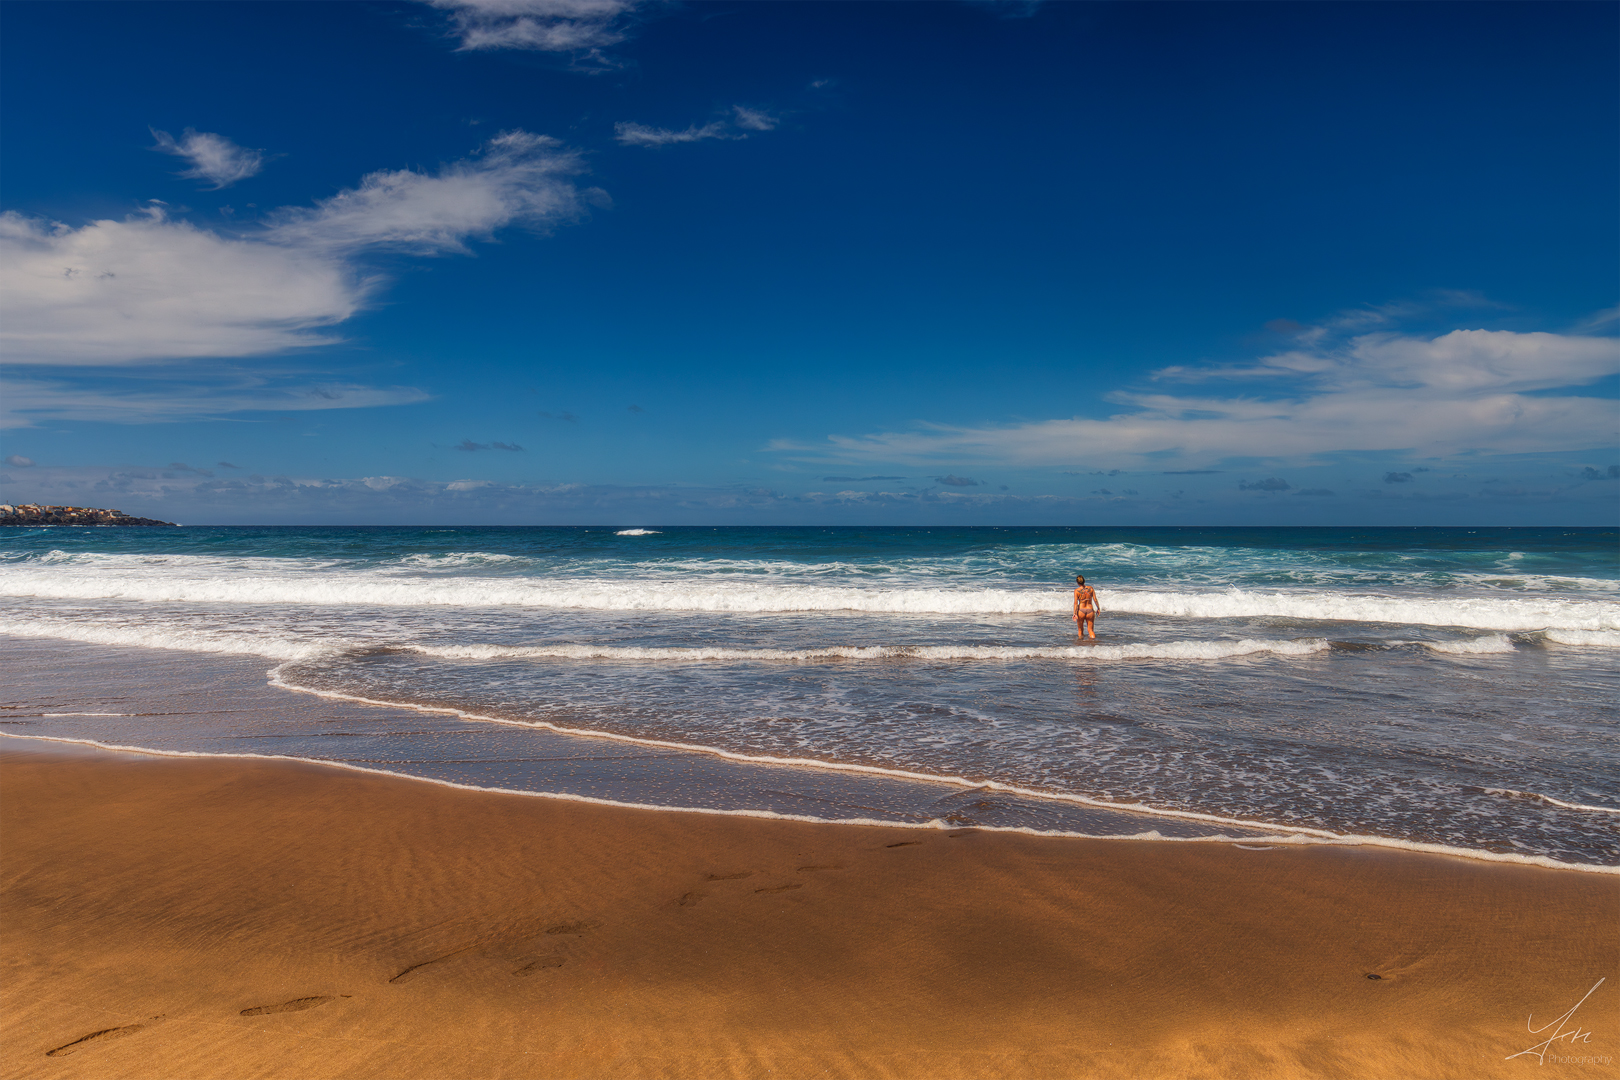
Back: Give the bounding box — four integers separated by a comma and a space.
2, 738, 1615, 1079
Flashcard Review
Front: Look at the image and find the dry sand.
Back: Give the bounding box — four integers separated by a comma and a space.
2, 739, 1615, 1079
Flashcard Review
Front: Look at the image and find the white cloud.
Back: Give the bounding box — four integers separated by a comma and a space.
264, 131, 589, 255
1161, 330, 1617, 394
615, 106, 779, 148
776, 330, 1620, 469
0, 467, 809, 524
425, 0, 643, 58
1, 373, 430, 428
1573, 305, 1620, 334
0, 131, 590, 366
151, 128, 267, 189
6, 457, 1613, 526
614, 120, 733, 147
731, 106, 778, 132
0, 207, 358, 365
1335, 329, 1616, 394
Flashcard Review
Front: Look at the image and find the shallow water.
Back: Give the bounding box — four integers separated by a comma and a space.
2, 525, 1615, 867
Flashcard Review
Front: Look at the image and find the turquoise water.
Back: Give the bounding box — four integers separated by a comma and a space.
2, 525, 1616, 867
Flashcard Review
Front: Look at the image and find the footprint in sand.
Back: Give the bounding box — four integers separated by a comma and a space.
512, 956, 565, 976
240, 996, 339, 1017
677, 891, 708, 907
388, 959, 443, 985
45, 1017, 165, 1058
705, 871, 754, 881
389, 945, 484, 984
754, 883, 804, 894
796, 865, 842, 872
884, 841, 922, 848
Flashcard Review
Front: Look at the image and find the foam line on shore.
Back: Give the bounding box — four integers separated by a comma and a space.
40, 712, 131, 717
264, 657, 1351, 838
0, 618, 1330, 665
259, 661, 1620, 873
5, 730, 1613, 875
1484, 788, 1620, 814
0, 617, 335, 660
6, 626, 1613, 872
399, 638, 1331, 663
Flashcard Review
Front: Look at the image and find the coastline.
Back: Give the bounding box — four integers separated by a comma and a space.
7, 633, 1616, 871
4, 738, 1615, 1079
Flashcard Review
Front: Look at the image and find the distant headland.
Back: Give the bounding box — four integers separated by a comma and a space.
0, 503, 177, 527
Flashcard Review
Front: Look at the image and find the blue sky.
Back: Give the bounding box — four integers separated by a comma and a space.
1, 0, 1615, 525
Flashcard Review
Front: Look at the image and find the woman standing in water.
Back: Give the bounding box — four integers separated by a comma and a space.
1073, 575, 1100, 641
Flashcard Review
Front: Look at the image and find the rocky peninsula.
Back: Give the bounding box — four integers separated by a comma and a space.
0, 503, 177, 527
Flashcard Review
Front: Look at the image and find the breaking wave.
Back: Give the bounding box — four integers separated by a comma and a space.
1543, 628, 1620, 647
0, 614, 1325, 665
1416, 635, 1517, 654
402, 638, 1330, 663
0, 562, 1614, 630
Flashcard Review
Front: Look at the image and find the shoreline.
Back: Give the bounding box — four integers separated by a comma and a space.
4, 737, 1616, 1078
5, 632, 1617, 872
9, 728, 1618, 877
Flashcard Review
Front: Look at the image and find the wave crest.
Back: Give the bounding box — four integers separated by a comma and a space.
403, 638, 1331, 663
2, 559, 1615, 630
1544, 628, 1620, 647
1416, 635, 1516, 655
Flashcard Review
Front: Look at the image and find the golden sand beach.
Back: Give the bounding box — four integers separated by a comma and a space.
2, 739, 1615, 1079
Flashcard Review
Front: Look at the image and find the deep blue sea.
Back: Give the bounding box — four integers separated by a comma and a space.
2, 525, 1616, 870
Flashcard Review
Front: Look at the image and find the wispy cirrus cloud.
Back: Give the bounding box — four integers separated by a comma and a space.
453, 439, 526, 451
423, 0, 647, 65
614, 120, 732, 148
151, 128, 268, 189
0, 372, 430, 428
1572, 305, 1620, 334
0, 131, 595, 371
772, 328, 1620, 470
5, 459, 1613, 526
264, 131, 591, 255
616, 105, 780, 147
731, 106, 778, 132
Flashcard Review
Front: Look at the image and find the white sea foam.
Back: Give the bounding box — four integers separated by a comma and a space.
1544, 628, 1620, 647
1484, 788, 1620, 814
2, 563, 1616, 631
1416, 635, 1516, 655
0, 617, 331, 661
615, 529, 662, 536
1105, 589, 1619, 632
9, 730, 1613, 875
404, 638, 1330, 663
0, 614, 1325, 665
394, 552, 530, 568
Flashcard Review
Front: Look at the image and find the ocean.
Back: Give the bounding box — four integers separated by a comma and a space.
2, 525, 1616, 871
